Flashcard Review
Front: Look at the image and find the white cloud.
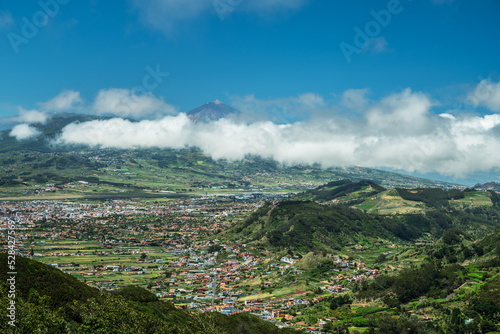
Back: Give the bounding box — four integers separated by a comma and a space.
131, 0, 211, 34
439, 113, 456, 120
297, 93, 325, 107
92, 88, 176, 118
467, 79, 500, 112
362, 36, 389, 54
17, 107, 50, 124
55, 89, 500, 178
365, 88, 434, 136
131, 0, 309, 34
39, 90, 83, 111
0, 11, 14, 29
341, 88, 370, 112
10, 124, 41, 140
57, 114, 192, 149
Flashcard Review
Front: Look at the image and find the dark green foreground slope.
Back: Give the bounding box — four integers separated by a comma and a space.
0, 253, 298, 334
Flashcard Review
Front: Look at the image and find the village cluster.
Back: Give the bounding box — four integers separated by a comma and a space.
1, 195, 388, 330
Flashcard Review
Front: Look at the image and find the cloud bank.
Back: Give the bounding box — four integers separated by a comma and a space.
55, 84, 500, 178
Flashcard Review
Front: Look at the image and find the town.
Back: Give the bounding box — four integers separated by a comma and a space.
1, 195, 392, 331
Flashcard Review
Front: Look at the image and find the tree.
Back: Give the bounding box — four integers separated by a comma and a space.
323, 322, 349, 334
374, 253, 387, 263
329, 294, 352, 310
366, 315, 437, 334
442, 228, 462, 245
207, 244, 223, 253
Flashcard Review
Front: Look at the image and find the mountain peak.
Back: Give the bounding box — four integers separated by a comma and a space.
186, 100, 239, 123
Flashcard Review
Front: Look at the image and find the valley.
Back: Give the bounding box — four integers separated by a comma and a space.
0, 117, 498, 333
3, 1, 499, 332
1, 173, 499, 333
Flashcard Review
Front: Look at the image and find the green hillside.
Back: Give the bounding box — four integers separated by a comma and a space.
230, 200, 392, 252
300, 227, 500, 333
222, 182, 500, 331
228, 184, 500, 253
0, 253, 298, 334
234, 216, 500, 333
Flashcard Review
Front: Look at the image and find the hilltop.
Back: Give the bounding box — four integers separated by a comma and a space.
227, 182, 500, 253
0, 148, 460, 200
186, 99, 239, 123
229, 200, 389, 252
0, 147, 460, 200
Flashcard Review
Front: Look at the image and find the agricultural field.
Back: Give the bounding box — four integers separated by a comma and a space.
354, 189, 428, 215
32, 239, 173, 289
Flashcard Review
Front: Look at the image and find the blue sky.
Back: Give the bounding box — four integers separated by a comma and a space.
1, 0, 500, 184
0, 0, 498, 113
